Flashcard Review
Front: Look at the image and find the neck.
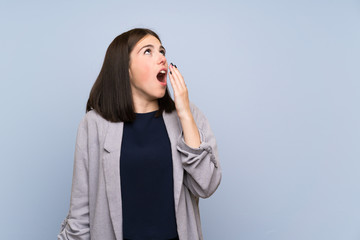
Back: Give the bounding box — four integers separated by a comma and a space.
132, 97, 159, 114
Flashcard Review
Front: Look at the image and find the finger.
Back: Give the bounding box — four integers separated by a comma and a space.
170, 64, 186, 89
168, 68, 180, 94
170, 64, 183, 86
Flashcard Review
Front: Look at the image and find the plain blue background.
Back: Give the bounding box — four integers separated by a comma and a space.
1, 0, 359, 239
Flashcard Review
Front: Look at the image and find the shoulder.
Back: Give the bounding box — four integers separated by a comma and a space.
188, 101, 210, 129
85, 109, 103, 120
75, 109, 109, 149
76, 109, 109, 137
80, 109, 108, 126
189, 101, 206, 119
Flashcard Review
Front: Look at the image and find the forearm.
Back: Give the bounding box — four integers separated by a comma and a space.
179, 110, 201, 149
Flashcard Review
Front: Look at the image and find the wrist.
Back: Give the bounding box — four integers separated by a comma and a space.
177, 109, 192, 120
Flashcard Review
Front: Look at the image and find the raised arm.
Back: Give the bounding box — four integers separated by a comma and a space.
177, 102, 222, 199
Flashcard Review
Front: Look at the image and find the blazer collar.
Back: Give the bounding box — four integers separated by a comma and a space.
103, 109, 181, 153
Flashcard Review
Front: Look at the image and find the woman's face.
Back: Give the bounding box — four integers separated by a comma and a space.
128, 34, 168, 103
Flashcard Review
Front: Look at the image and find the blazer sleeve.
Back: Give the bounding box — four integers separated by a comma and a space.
176, 102, 222, 199
58, 116, 90, 240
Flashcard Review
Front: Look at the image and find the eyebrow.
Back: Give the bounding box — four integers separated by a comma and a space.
137, 44, 166, 54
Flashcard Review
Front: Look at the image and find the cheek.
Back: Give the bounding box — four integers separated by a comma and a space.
135, 64, 152, 83
142, 65, 152, 80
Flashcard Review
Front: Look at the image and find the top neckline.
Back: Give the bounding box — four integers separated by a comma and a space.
135, 109, 158, 117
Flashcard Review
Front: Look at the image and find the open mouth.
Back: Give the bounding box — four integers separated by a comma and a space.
156, 70, 167, 83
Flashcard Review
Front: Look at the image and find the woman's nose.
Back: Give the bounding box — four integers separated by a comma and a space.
158, 53, 167, 64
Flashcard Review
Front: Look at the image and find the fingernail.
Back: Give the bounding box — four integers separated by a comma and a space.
170, 71, 172, 74
174, 65, 177, 68
170, 63, 173, 66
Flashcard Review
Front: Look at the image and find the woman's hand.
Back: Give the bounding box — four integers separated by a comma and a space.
168, 63, 191, 119
168, 62, 201, 148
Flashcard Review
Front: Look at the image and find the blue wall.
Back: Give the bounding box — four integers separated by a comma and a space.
1, 0, 359, 239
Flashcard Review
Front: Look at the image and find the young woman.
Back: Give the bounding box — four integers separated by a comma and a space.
58, 28, 222, 240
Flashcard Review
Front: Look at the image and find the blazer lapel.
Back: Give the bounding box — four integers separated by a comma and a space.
103, 121, 124, 240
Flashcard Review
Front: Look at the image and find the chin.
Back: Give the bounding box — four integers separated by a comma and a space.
156, 89, 167, 99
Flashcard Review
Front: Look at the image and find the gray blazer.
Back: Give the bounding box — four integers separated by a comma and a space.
58, 102, 222, 240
